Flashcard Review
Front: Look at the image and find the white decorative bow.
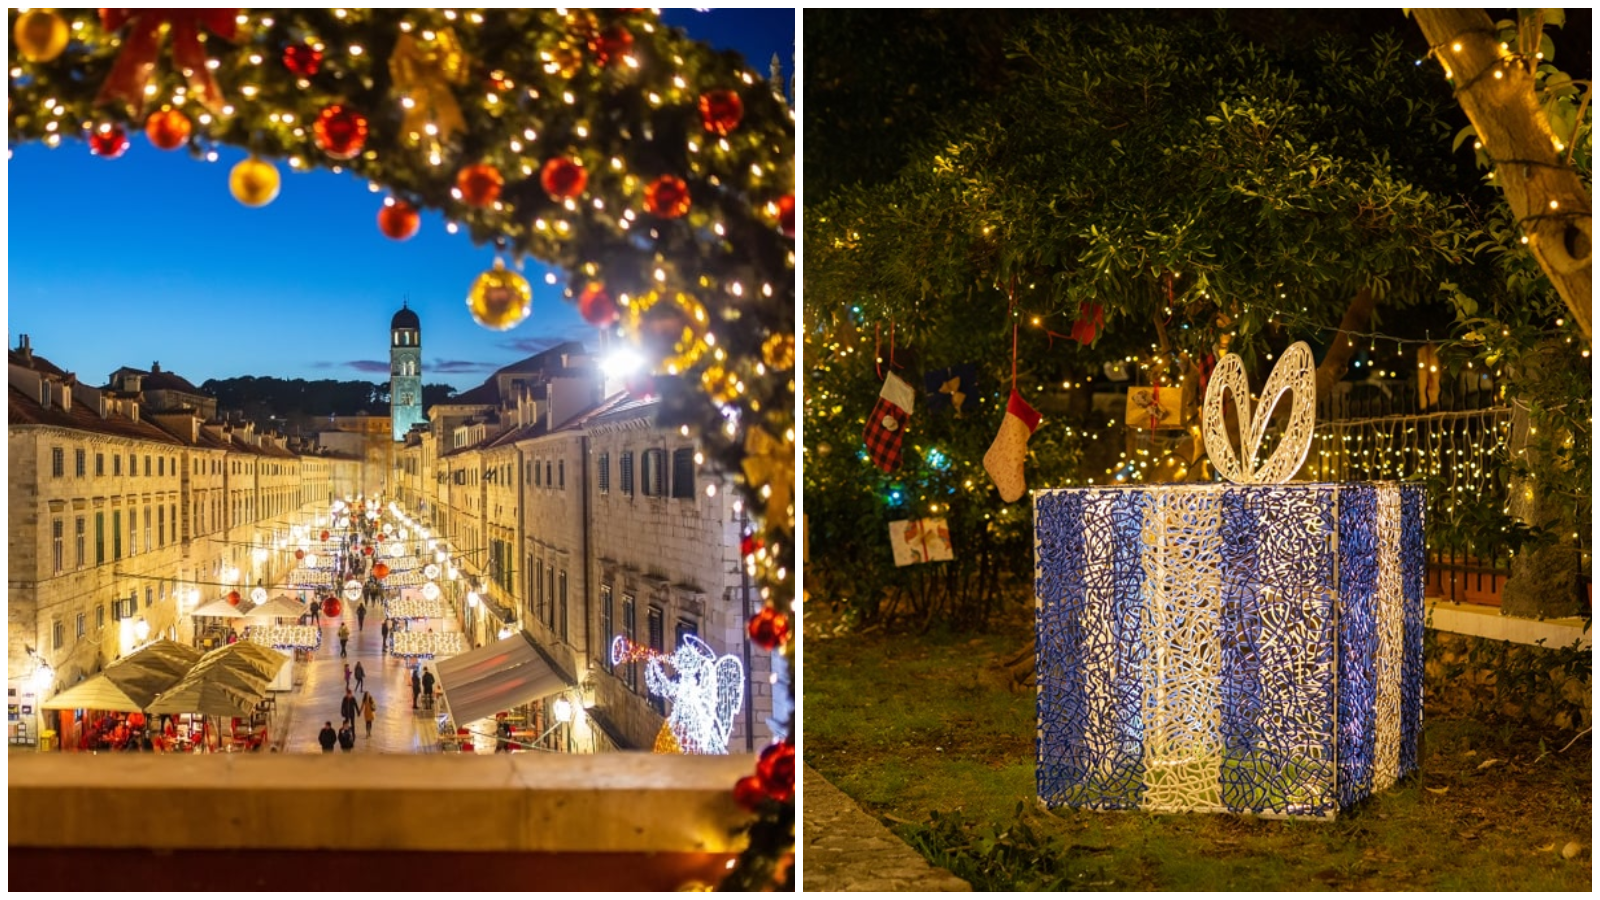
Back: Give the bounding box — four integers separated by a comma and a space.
1202, 341, 1316, 484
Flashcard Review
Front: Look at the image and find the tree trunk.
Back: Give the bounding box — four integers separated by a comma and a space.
1413, 9, 1592, 337
1314, 287, 1376, 402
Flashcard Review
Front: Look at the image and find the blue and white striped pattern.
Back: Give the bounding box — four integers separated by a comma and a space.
1036, 482, 1424, 818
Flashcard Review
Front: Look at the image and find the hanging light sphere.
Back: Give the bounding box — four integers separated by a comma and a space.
467, 260, 533, 331
378, 199, 421, 240
89, 124, 130, 159
313, 104, 369, 160
229, 156, 281, 207
579, 282, 618, 327
643, 175, 691, 219
342, 580, 362, 602
14, 9, 69, 63
305, 553, 319, 568
250, 586, 269, 605
424, 563, 440, 580
145, 109, 192, 150
282, 42, 323, 77
539, 156, 587, 200
698, 89, 744, 136
421, 581, 441, 601
456, 162, 504, 207
467, 591, 480, 608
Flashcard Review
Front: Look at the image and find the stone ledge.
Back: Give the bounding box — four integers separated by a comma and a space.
802, 764, 971, 892
1427, 600, 1592, 649
10, 753, 754, 854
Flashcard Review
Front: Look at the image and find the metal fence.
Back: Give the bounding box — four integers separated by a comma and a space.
1306, 370, 1513, 606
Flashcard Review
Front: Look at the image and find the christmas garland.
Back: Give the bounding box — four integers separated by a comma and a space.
9, 8, 794, 888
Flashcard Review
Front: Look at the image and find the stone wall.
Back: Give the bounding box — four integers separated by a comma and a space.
1425, 629, 1592, 732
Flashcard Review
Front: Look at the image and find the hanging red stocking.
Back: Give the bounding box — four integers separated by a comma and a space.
984, 296, 1042, 502
863, 371, 914, 473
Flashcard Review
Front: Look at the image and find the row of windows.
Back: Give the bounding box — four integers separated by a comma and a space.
51, 448, 179, 480
596, 448, 696, 499
50, 585, 168, 651
51, 503, 180, 574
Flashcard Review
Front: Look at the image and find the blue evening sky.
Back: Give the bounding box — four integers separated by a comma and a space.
5, 8, 795, 393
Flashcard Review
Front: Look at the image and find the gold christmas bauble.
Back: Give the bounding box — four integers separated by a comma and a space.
229, 157, 280, 207
15, 10, 68, 63
466, 260, 533, 331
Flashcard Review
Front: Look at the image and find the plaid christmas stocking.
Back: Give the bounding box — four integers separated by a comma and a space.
984, 389, 1042, 502
863, 371, 915, 473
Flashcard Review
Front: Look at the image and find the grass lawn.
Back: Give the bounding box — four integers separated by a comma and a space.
803, 604, 1593, 891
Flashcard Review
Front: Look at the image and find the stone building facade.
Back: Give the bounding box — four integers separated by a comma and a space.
7, 339, 362, 743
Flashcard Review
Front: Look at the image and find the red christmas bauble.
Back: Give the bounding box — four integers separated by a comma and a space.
378, 200, 420, 240
314, 104, 368, 160
1070, 303, 1105, 346
740, 534, 763, 558
747, 607, 790, 651
733, 775, 766, 812
227, 590, 241, 606
144, 109, 191, 150
320, 530, 330, 542
457, 162, 503, 207
282, 43, 322, 77
643, 175, 691, 219
756, 740, 795, 802
698, 90, 744, 136
579, 283, 617, 327
128, 712, 146, 728
589, 25, 633, 66
323, 597, 342, 618
540, 157, 587, 201
294, 549, 305, 560
363, 545, 375, 556
777, 194, 795, 238
372, 562, 390, 579
377, 534, 386, 542
89, 125, 129, 159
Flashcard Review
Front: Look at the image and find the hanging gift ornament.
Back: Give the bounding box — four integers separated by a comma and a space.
88, 124, 130, 159
456, 162, 503, 207
313, 104, 369, 160
698, 90, 744, 136
14, 9, 69, 63
540, 156, 588, 201
282, 42, 323, 77
229, 156, 280, 207
144, 108, 191, 150
579, 282, 618, 327
95, 9, 240, 115
378, 198, 421, 240
467, 259, 533, 331
588, 25, 633, 66
644, 175, 692, 219
389, 28, 469, 147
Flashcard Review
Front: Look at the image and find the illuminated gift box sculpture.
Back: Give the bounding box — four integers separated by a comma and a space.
1034, 343, 1425, 818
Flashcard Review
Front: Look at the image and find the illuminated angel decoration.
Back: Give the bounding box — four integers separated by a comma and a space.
613, 634, 744, 754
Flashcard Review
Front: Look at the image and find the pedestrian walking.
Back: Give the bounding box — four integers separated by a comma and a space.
309, 597, 321, 624
411, 667, 421, 709
343, 663, 352, 690
337, 721, 355, 752
356, 601, 367, 632
338, 622, 351, 657
380, 619, 390, 654
354, 661, 366, 693
317, 721, 337, 753
361, 692, 377, 737
421, 667, 436, 711
340, 688, 358, 728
